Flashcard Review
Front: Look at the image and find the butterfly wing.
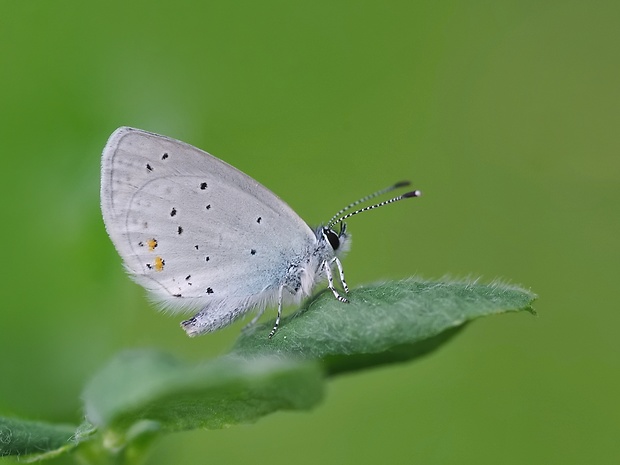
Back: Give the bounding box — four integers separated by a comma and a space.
101, 127, 316, 315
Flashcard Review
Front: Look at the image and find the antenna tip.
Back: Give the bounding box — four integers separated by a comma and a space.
402, 190, 422, 198
393, 180, 411, 188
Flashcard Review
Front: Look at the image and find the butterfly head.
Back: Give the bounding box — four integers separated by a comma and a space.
321, 222, 350, 256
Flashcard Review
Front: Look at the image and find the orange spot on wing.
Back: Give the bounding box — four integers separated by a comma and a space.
147, 238, 158, 251
154, 256, 165, 271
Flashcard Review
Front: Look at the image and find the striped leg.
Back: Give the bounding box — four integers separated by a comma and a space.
324, 260, 349, 303
332, 257, 349, 293
268, 285, 284, 339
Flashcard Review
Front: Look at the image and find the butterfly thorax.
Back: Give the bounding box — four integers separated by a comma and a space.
282, 225, 349, 299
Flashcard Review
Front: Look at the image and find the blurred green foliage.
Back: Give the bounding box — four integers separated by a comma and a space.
0, 1, 618, 464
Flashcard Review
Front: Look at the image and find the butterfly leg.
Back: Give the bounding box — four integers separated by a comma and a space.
268, 285, 284, 339
242, 306, 266, 334
324, 260, 349, 303
332, 257, 349, 294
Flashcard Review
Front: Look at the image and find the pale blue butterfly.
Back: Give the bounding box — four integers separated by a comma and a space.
100, 127, 420, 338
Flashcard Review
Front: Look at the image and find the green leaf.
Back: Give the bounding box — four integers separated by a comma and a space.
66, 278, 534, 462
82, 350, 323, 439
0, 416, 90, 461
232, 278, 537, 374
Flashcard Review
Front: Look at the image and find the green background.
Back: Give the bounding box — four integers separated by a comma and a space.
1, 1, 618, 464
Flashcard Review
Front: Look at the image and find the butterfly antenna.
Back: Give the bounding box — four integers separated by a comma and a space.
328, 186, 421, 228
326, 181, 411, 226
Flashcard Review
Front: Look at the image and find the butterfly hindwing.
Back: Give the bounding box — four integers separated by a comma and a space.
101, 127, 316, 313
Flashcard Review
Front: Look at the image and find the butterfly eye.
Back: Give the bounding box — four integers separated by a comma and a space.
323, 228, 340, 250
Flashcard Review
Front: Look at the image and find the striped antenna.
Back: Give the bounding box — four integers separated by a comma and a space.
327, 185, 421, 228
326, 181, 411, 226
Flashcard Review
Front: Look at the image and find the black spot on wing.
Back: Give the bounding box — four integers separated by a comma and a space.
170, 207, 177, 217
